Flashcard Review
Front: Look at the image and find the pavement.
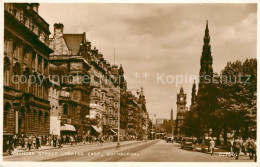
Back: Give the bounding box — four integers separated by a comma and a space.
3, 141, 93, 156
193, 144, 251, 156
2, 139, 256, 162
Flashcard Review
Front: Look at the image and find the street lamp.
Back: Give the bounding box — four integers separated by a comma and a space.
116, 88, 140, 149
98, 87, 144, 149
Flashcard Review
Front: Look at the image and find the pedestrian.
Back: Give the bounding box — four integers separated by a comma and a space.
7, 136, 14, 155
48, 135, 52, 146
36, 136, 40, 149
21, 136, 25, 149
13, 134, 18, 148
40, 136, 42, 147
58, 136, 62, 148
247, 138, 256, 160
230, 138, 234, 157
24, 135, 28, 150
233, 137, 241, 160
28, 135, 32, 150
100, 135, 104, 146
239, 137, 243, 155
209, 138, 215, 156
32, 135, 36, 149
70, 135, 74, 146
53, 136, 57, 147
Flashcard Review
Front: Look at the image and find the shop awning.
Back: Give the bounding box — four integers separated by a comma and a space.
91, 125, 102, 133
60, 124, 76, 131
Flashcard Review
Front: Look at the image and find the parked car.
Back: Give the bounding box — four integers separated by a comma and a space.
167, 137, 174, 143
181, 137, 193, 149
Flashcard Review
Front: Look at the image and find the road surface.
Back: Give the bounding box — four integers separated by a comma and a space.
3, 139, 256, 162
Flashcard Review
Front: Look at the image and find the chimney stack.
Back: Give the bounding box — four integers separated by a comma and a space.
31, 3, 39, 13
54, 23, 64, 36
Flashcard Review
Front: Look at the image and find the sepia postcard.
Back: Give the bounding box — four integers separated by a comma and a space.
1, 1, 258, 167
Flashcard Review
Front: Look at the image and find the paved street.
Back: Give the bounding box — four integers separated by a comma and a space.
3, 139, 256, 162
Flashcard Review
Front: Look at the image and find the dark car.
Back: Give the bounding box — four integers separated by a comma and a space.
181, 137, 193, 149
167, 137, 174, 143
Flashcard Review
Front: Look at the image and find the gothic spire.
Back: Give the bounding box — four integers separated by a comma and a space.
199, 20, 213, 84
191, 80, 196, 105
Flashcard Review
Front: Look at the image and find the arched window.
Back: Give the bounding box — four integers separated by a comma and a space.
63, 104, 68, 115
44, 112, 48, 130
13, 62, 21, 90
4, 56, 10, 86
33, 110, 37, 129
38, 111, 43, 130
23, 67, 30, 92
4, 103, 11, 128
45, 112, 48, 122
13, 42, 18, 60
32, 72, 38, 97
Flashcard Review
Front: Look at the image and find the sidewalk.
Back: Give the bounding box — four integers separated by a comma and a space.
193, 144, 249, 156
4, 140, 140, 156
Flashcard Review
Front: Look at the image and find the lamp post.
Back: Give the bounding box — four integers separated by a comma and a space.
99, 87, 142, 149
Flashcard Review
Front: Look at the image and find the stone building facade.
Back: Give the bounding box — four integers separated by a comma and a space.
175, 87, 187, 136
88, 47, 121, 136
4, 3, 53, 136
49, 23, 91, 137
126, 88, 149, 140
49, 79, 61, 136
126, 91, 139, 136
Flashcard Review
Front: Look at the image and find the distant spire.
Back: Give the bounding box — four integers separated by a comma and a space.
180, 86, 184, 93
191, 80, 196, 105
199, 20, 213, 84
204, 20, 210, 45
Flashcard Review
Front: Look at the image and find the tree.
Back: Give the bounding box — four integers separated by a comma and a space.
216, 58, 257, 143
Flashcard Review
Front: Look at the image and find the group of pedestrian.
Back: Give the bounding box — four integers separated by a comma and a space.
229, 137, 256, 160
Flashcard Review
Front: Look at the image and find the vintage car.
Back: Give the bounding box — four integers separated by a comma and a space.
181, 137, 194, 149
167, 137, 174, 143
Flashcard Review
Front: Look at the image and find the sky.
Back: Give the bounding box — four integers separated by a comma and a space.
39, 3, 257, 120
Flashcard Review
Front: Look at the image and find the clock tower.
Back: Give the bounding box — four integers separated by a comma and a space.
175, 86, 187, 136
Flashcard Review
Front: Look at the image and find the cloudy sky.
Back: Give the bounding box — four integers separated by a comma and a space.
39, 3, 257, 120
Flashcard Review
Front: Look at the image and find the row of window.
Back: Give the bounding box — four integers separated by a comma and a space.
4, 4, 48, 44
3, 103, 49, 131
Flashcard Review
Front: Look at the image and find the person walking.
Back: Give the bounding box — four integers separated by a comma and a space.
36, 136, 40, 149
247, 138, 256, 160
100, 135, 104, 146
28, 135, 32, 151
53, 136, 57, 147
70, 135, 74, 146
32, 135, 36, 149
209, 138, 215, 156
233, 137, 241, 160
58, 136, 62, 148
24, 135, 28, 150
230, 138, 234, 157
21, 136, 25, 149
13, 134, 18, 148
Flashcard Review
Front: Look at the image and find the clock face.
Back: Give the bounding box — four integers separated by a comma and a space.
180, 97, 183, 101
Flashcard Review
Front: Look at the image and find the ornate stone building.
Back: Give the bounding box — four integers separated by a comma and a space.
175, 87, 187, 136
49, 23, 91, 137
126, 88, 149, 140
49, 78, 61, 136
199, 21, 213, 88
4, 3, 53, 136
88, 47, 123, 136
126, 91, 139, 136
